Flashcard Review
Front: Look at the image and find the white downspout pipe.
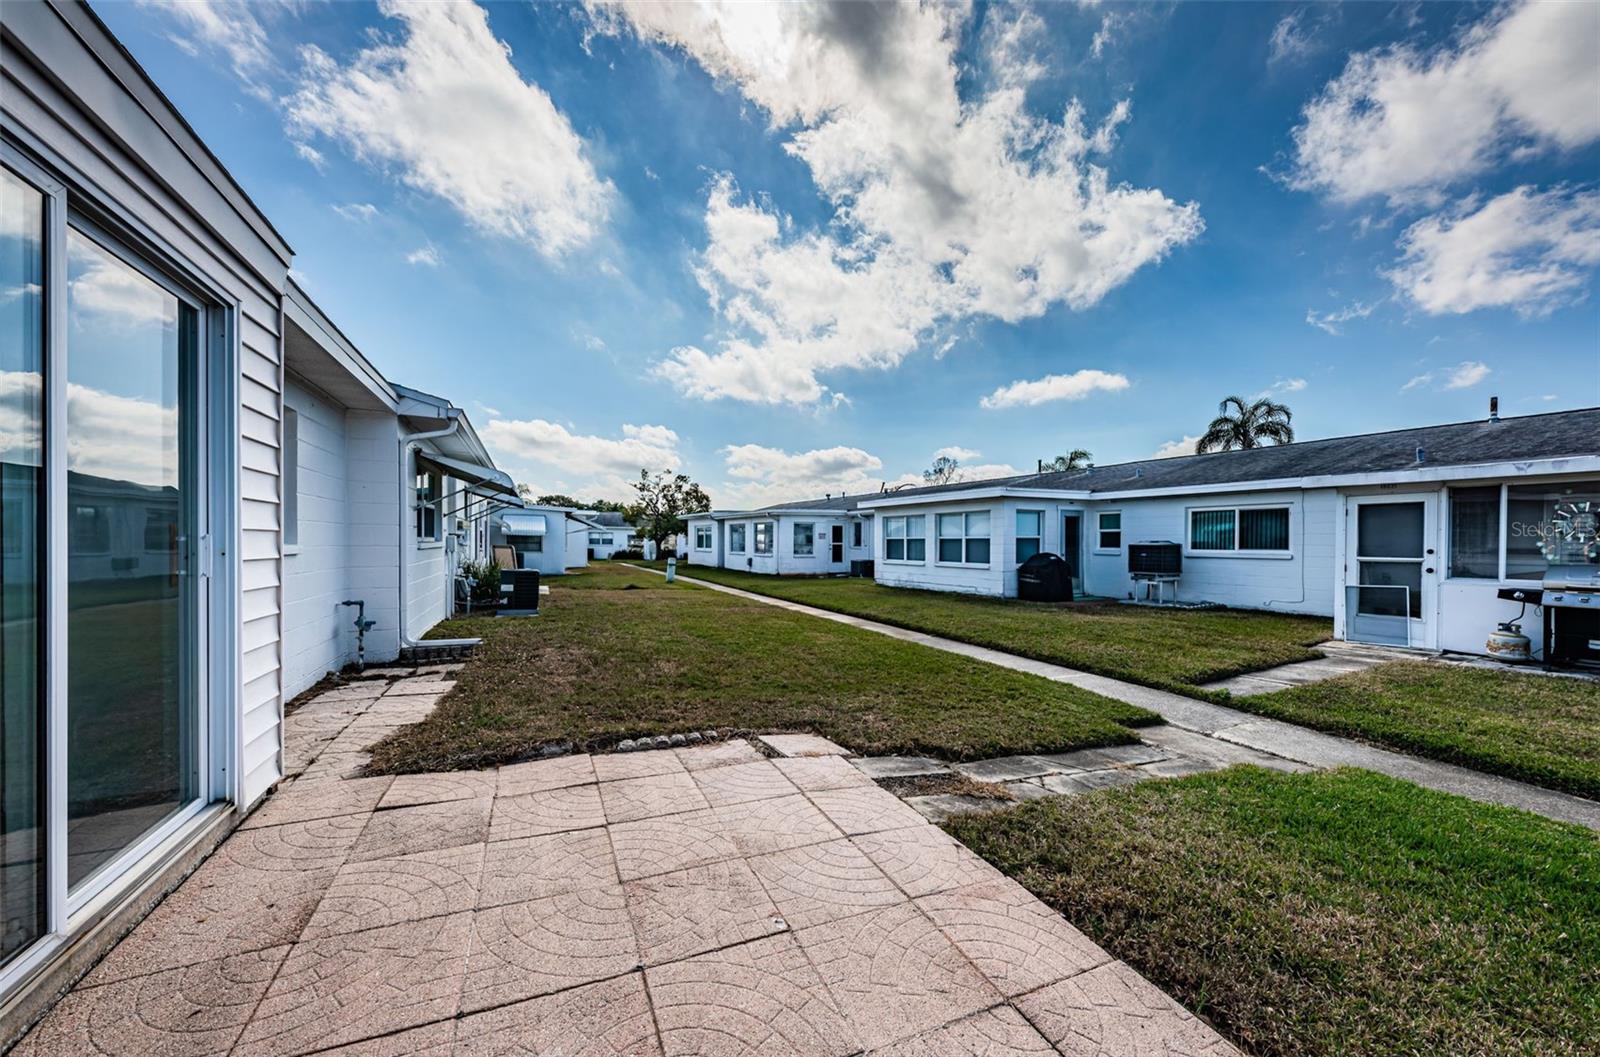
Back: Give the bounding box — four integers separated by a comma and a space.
398, 418, 481, 651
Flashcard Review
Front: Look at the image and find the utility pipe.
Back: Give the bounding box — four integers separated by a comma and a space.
397, 417, 482, 652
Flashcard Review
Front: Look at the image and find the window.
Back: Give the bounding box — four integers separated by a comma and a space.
938, 511, 991, 564
793, 522, 815, 556
1448, 486, 1499, 579
71, 505, 110, 553
883, 515, 926, 561
1096, 511, 1122, 551
415, 467, 441, 542
1189, 506, 1289, 553
603, 535, 614, 545
852, 521, 863, 547
1508, 481, 1600, 580
694, 525, 713, 550
143, 506, 176, 552
1016, 510, 1042, 562
282, 406, 299, 547
728, 524, 746, 552
754, 522, 774, 554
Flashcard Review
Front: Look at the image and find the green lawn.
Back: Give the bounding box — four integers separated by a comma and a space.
638, 562, 1331, 696
1233, 661, 1600, 800
368, 564, 1155, 773
947, 767, 1600, 1057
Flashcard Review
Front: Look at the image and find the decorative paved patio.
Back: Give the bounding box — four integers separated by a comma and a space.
13, 673, 1238, 1057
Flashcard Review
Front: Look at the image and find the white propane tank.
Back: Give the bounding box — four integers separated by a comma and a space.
1485, 621, 1531, 662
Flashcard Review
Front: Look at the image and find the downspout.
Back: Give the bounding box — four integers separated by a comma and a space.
398, 418, 481, 651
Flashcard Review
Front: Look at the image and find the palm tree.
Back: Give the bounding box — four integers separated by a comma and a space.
1196, 396, 1294, 454
1039, 449, 1093, 472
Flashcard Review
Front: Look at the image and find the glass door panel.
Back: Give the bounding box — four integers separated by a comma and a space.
1355, 501, 1425, 620
1, 166, 46, 966
64, 228, 199, 892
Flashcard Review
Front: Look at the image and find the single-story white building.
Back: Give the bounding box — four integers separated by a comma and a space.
856, 407, 1598, 660
281, 286, 515, 700
487, 504, 600, 577
685, 492, 878, 576
0, 2, 512, 1033
579, 510, 640, 559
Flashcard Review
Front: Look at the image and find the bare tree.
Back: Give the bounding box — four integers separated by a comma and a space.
923, 455, 962, 485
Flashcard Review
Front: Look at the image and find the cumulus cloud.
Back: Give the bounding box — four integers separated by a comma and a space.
287, 1, 612, 259
1152, 435, 1201, 460
717, 443, 900, 507
1401, 360, 1491, 392
1384, 186, 1600, 317
593, 2, 1201, 405
1306, 300, 1376, 335
482, 418, 680, 499
137, 0, 285, 99
1267, 11, 1319, 66
933, 446, 982, 463
406, 245, 441, 267
979, 369, 1130, 410
1, 371, 177, 487
1287, 1, 1600, 206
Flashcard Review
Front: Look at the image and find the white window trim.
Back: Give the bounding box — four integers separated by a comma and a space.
935, 510, 993, 567
881, 514, 927, 565
793, 521, 815, 557
1093, 509, 1123, 554
693, 525, 713, 552
415, 464, 443, 547
753, 521, 775, 555
728, 524, 747, 554
1016, 508, 1044, 562
1185, 503, 1294, 559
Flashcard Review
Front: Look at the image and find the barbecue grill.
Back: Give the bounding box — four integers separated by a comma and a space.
1541, 564, 1600, 666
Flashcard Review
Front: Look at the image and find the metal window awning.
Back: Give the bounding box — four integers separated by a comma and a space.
416, 451, 517, 498
502, 513, 549, 535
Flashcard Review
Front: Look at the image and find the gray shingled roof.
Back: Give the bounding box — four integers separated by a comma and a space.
751, 490, 886, 513
873, 408, 1598, 501
585, 511, 632, 527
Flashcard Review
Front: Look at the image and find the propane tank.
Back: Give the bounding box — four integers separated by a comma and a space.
1485, 621, 1531, 662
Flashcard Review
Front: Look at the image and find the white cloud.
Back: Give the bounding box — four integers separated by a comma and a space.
1268, 12, 1318, 66
717, 443, 901, 507
1260, 377, 1309, 396
1090, 12, 1128, 59
483, 419, 681, 500
1401, 360, 1491, 392
333, 202, 379, 222
68, 240, 176, 328
138, 0, 283, 98
1288, 1, 1600, 205
594, 2, 1201, 405
1305, 300, 1376, 334
287, 1, 612, 259
293, 142, 325, 170
933, 446, 982, 463
1, 370, 177, 488
983, 6, 1047, 88
1385, 186, 1600, 317
979, 369, 1130, 410
406, 245, 441, 267
1152, 435, 1201, 460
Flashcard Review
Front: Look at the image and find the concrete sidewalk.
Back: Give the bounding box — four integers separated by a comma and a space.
641, 567, 1600, 832
13, 676, 1238, 1057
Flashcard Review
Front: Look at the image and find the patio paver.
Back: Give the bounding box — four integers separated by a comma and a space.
15, 674, 1240, 1057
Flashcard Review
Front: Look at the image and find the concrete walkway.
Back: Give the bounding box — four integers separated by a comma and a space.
643, 568, 1600, 832
14, 675, 1239, 1057
1199, 639, 1414, 696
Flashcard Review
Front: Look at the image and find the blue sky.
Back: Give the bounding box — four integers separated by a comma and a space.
99, 1, 1600, 506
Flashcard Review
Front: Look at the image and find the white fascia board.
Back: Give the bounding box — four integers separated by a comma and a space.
284, 282, 398, 411
708, 508, 849, 520
860, 487, 1086, 510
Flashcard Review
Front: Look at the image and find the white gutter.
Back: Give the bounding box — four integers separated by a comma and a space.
398, 417, 481, 652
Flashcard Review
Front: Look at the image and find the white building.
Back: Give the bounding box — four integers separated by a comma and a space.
0, 2, 510, 1032
280, 287, 514, 699
856, 408, 1598, 659
487, 504, 598, 577
578, 511, 639, 559
684, 493, 878, 576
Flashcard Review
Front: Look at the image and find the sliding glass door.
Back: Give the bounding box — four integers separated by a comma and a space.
1, 152, 210, 976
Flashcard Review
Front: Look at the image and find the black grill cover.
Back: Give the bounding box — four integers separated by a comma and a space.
1018, 553, 1073, 602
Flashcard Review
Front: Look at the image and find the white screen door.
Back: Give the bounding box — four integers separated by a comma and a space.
1347, 495, 1437, 648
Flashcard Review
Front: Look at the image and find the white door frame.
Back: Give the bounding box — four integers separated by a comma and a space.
1343, 492, 1440, 649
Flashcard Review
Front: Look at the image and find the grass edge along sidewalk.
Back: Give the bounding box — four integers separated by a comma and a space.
635, 561, 1331, 699
370, 563, 1157, 774
948, 766, 1600, 1057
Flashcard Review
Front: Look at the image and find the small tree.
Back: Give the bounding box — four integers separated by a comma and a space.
1040, 449, 1093, 472
923, 455, 961, 485
633, 470, 711, 551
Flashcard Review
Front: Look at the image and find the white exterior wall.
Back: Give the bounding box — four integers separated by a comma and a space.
489, 506, 572, 577
565, 520, 590, 569
281, 378, 353, 697
685, 516, 724, 568
405, 443, 456, 637
874, 498, 1009, 595
344, 413, 403, 661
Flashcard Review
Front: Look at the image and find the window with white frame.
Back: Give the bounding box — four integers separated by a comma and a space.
793, 522, 815, 556
1097, 511, 1122, 551
282, 406, 299, 547
882, 515, 926, 561
1189, 506, 1289, 553
938, 511, 991, 564
1449, 480, 1600, 581
415, 466, 442, 542
754, 521, 774, 554
694, 525, 713, 550
728, 524, 746, 552
852, 521, 863, 547
1016, 510, 1042, 562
